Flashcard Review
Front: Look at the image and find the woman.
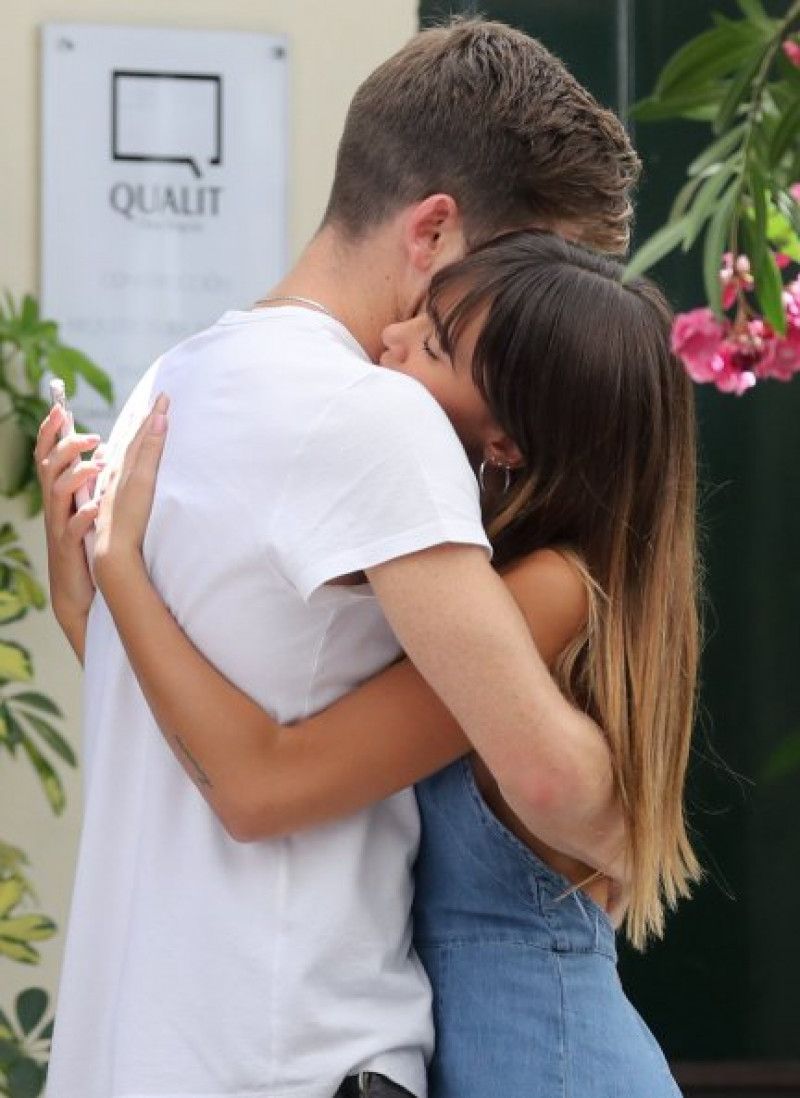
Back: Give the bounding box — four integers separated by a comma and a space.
40, 231, 699, 1095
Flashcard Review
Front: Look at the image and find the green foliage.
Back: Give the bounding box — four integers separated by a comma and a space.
0, 852, 54, 1095
0, 989, 52, 1098
0, 518, 65, 1094
0, 293, 112, 515
0, 853, 57, 967
625, 0, 800, 327
0, 525, 73, 813
0, 294, 112, 1098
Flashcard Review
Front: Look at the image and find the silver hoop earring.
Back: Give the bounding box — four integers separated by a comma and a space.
478, 459, 511, 495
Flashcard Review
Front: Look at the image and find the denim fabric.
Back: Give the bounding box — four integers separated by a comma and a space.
414, 758, 682, 1098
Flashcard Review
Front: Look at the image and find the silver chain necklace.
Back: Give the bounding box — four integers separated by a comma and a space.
256, 294, 337, 321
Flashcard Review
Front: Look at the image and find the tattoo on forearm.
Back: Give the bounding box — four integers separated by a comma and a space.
175, 736, 213, 788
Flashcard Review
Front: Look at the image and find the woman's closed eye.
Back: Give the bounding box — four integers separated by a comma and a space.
423, 333, 444, 361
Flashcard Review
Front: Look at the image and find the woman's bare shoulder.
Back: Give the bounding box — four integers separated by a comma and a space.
501, 549, 589, 665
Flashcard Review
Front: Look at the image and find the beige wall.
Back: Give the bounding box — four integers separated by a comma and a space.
0, 0, 418, 1008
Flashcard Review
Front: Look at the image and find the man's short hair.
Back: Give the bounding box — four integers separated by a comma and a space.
323, 18, 640, 255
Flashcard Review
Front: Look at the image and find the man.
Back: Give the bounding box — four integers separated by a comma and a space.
40, 18, 639, 1098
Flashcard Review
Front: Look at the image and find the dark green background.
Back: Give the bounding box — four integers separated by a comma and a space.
420, 0, 800, 1062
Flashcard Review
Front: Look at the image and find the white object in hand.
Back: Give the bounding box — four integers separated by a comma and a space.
49, 378, 95, 559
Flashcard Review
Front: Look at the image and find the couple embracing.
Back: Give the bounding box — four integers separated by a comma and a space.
39, 17, 697, 1098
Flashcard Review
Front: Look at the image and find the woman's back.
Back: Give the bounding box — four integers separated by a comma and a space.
414, 758, 682, 1098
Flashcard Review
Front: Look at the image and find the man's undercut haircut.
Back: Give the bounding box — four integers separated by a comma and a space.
323, 18, 641, 255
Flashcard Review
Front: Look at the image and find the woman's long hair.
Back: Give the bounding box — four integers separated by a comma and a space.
428, 230, 702, 949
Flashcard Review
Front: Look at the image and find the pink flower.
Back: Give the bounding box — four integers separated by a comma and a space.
720, 253, 753, 310
673, 280, 800, 395
758, 331, 800, 381
783, 39, 800, 67
757, 281, 800, 381
713, 335, 759, 395
671, 308, 728, 382
791, 183, 800, 203
785, 277, 800, 317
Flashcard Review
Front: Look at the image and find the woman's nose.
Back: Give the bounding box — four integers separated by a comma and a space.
380, 320, 408, 362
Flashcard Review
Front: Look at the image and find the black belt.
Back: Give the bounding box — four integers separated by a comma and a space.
336, 1073, 416, 1098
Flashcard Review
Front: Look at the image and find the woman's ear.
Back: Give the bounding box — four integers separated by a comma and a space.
485, 431, 523, 470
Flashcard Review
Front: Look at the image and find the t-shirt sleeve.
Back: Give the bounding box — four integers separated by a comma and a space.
270, 370, 491, 599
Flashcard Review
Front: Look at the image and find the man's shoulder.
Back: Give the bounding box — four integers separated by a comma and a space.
324, 367, 456, 439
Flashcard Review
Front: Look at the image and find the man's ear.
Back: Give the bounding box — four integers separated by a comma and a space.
404, 194, 465, 274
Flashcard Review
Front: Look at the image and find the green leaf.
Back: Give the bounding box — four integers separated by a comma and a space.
16, 990, 47, 1038
18, 297, 39, 334
749, 161, 769, 244
0, 289, 14, 318
8, 693, 62, 719
754, 246, 787, 334
680, 103, 729, 123
670, 175, 707, 221
0, 939, 39, 964
0, 842, 29, 876
48, 346, 113, 404
16, 712, 76, 769
0, 643, 33, 684
656, 23, 769, 98
630, 89, 724, 123
45, 346, 75, 397
0, 879, 25, 919
624, 215, 693, 283
683, 165, 738, 251
735, 0, 778, 31
19, 735, 66, 814
770, 94, 800, 166
766, 204, 800, 261
2, 706, 23, 750
0, 592, 26, 626
6, 1055, 46, 1098
774, 187, 800, 235
0, 1035, 22, 1070
9, 572, 46, 613
0, 915, 56, 945
687, 123, 747, 177
713, 49, 766, 134
703, 186, 738, 316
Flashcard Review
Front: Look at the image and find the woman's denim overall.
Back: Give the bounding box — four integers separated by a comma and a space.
413, 758, 682, 1097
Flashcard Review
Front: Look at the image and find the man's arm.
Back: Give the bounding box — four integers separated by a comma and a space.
367, 545, 624, 877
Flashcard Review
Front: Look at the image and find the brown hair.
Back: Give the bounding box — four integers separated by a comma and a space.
323, 18, 640, 255
428, 230, 701, 949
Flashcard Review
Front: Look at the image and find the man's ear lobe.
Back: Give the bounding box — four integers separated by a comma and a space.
405, 194, 463, 272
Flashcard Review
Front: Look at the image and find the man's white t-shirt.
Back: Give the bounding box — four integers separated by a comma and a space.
46, 307, 489, 1098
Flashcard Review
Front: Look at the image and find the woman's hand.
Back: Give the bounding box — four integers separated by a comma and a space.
93, 393, 169, 596
35, 405, 104, 661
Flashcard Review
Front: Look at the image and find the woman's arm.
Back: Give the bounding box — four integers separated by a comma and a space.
34, 405, 104, 662
94, 402, 587, 842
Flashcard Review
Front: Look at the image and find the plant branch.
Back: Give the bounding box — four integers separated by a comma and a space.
728, 0, 800, 259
